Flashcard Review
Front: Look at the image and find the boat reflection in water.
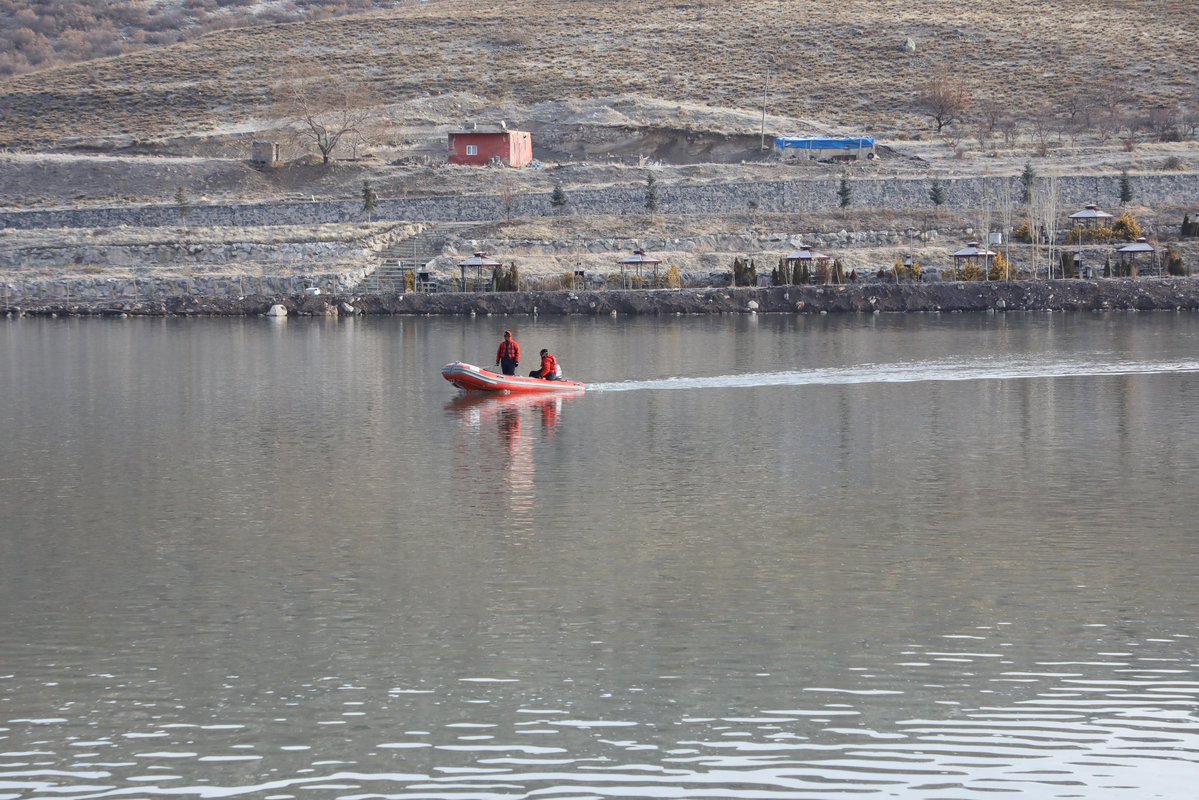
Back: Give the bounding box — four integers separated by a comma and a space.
445, 391, 582, 522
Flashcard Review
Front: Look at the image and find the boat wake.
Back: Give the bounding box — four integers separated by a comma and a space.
587, 357, 1199, 393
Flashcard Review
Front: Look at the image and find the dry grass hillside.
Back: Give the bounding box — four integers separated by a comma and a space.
1, 0, 1197, 149
0, 0, 403, 78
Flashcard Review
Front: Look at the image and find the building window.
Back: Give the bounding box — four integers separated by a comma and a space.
466, 145, 478, 156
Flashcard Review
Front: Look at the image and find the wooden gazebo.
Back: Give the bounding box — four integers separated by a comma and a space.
617, 248, 661, 288
1069, 204, 1115, 229
951, 242, 996, 278
457, 251, 501, 292
783, 247, 831, 284
1116, 238, 1157, 277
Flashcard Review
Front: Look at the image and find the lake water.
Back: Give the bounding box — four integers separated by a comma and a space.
2, 311, 1198, 799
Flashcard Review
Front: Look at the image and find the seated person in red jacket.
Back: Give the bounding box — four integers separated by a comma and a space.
528, 349, 561, 380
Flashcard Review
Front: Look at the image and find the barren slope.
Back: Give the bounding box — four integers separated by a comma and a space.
1, 0, 1196, 148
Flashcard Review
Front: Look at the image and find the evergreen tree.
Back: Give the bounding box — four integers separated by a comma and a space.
1118, 170, 1134, 205
838, 173, 852, 208
175, 186, 190, 221
929, 177, 946, 207
645, 173, 659, 212
731, 256, 758, 286
1020, 162, 1036, 204
361, 179, 378, 220
550, 183, 567, 211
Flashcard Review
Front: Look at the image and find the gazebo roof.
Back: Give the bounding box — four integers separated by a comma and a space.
1117, 237, 1156, 254
784, 247, 829, 261
457, 251, 501, 267
618, 248, 661, 265
951, 242, 997, 258
1069, 204, 1114, 220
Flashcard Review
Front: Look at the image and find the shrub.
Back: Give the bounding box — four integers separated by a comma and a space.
893, 256, 921, 282
1077, 224, 1116, 243
1165, 247, 1186, 276
991, 251, 1012, 281
1112, 211, 1143, 242
954, 263, 986, 281
664, 263, 682, 289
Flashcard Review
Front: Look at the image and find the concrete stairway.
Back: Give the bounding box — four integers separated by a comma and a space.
362, 227, 444, 292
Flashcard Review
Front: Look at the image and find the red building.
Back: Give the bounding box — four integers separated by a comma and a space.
447, 123, 533, 167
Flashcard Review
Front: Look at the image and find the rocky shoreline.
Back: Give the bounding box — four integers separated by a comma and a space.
6, 278, 1199, 318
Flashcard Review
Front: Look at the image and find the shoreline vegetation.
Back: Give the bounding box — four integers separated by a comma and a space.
7, 278, 1199, 318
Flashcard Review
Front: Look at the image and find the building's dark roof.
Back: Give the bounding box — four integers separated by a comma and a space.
785, 247, 829, 261
618, 249, 661, 265
1069, 204, 1114, 220
1117, 238, 1156, 253
952, 242, 997, 258
457, 252, 501, 267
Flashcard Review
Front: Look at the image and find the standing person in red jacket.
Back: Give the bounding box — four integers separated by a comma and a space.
495, 330, 520, 375
529, 349, 561, 380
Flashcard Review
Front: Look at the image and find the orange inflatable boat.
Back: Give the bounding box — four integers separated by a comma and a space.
442, 361, 586, 394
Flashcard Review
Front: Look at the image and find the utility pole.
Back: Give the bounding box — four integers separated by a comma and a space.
760, 56, 775, 151
760, 68, 770, 151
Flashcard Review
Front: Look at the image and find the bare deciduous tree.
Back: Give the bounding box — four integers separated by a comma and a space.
915, 75, 971, 133
977, 175, 993, 279
1145, 104, 1182, 141
274, 75, 381, 164
996, 178, 1016, 279
1093, 80, 1132, 142
1029, 102, 1061, 156
497, 174, 520, 223
1038, 176, 1060, 279
1181, 91, 1199, 138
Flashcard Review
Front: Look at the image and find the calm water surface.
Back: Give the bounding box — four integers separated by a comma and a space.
1, 311, 1198, 799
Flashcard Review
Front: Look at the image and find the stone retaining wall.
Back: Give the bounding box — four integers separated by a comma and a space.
0, 268, 373, 303
449, 229, 946, 258
2, 174, 1196, 230
8, 279, 1199, 318
0, 240, 374, 270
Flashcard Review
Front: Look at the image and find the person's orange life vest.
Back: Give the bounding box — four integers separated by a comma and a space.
497, 339, 520, 362
540, 353, 559, 378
